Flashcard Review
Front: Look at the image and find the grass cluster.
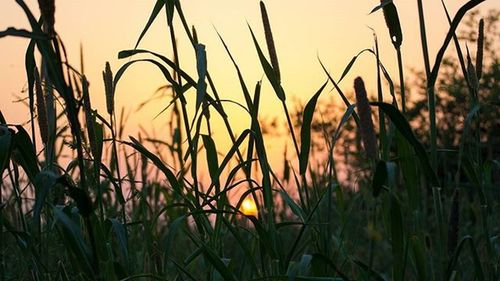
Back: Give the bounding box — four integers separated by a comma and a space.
0, 0, 498, 280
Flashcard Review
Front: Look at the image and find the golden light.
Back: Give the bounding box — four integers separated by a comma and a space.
240, 197, 258, 217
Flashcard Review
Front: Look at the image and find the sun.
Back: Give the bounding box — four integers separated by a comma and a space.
240, 197, 258, 217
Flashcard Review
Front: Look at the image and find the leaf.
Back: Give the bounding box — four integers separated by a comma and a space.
371, 102, 439, 186
338, 49, 372, 83
410, 236, 427, 281
369, 0, 392, 14
53, 206, 94, 277
299, 81, 328, 175
390, 194, 405, 281
201, 134, 219, 188
195, 44, 207, 115
12, 125, 39, 182
134, 0, 165, 49
106, 218, 129, 265
353, 258, 386, 281
128, 136, 182, 197
445, 236, 485, 281
59, 177, 94, 218
332, 104, 356, 145
33, 170, 58, 225
165, 0, 175, 26
248, 24, 286, 101
0, 126, 12, 176
200, 243, 238, 281
0, 27, 45, 39
428, 0, 486, 88
372, 160, 387, 197
279, 190, 305, 221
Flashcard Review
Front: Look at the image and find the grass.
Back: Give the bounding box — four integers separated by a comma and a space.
0, 0, 499, 280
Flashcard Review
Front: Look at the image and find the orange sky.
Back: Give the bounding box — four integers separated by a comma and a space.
1, 0, 498, 174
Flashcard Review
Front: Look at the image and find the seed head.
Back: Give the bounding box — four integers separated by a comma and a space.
81, 76, 97, 157
381, 0, 402, 49
103, 62, 114, 115
476, 19, 484, 80
260, 1, 281, 83
34, 67, 48, 144
354, 77, 377, 160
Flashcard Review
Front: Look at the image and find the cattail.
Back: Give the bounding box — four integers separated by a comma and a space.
103, 62, 114, 115
260, 1, 281, 83
476, 19, 484, 81
34, 67, 48, 144
82, 76, 96, 157
447, 188, 460, 253
381, 0, 402, 49
37, 0, 55, 36
354, 77, 377, 160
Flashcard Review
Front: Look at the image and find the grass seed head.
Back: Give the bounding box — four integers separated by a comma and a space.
34, 67, 48, 144
381, 0, 403, 49
82, 76, 96, 157
354, 77, 377, 160
260, 1, 281, 82
476, 19, 484, 80
103, 62, 114, 115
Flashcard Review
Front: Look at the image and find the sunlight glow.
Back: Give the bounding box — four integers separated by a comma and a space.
240, 197, 258, 217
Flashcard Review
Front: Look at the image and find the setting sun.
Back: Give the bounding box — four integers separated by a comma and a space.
240, 197, 258, 217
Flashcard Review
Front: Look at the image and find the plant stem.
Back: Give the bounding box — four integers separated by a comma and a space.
396, 47, 406, 114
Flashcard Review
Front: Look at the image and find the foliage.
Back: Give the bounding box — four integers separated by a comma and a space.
0, 1, 498, 281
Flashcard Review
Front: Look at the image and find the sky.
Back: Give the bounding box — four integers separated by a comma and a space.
0, 0, 498, 176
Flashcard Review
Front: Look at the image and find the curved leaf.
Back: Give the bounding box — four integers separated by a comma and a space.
299, 81, 328, 175
371, 102, 439, 186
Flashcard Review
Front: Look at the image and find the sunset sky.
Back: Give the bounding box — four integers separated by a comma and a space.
1, 0, 498, 168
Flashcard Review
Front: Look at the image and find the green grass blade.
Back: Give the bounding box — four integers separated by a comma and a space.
299, 81, 328, 175
12, 125, 40, 182
201, 134, 220, 188
371, 102, 439, 186
195, 44, 207, 115
248, 24, 285, 101
134, 0, 165, 49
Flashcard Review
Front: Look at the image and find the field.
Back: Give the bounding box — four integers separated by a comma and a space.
0, 0, 499, 280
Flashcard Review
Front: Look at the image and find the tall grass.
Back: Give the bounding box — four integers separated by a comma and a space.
0, 0, 498, 280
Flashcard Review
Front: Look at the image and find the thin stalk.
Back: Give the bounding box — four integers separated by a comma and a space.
428, 86, 437, 169
396, 48, 406, 114
168, 22, 198, 201
375, 35, 388, 160
417, 0, 431, 77
282, 101, 308, 206
110, 113, 128, 234
416, 0, 438, 169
